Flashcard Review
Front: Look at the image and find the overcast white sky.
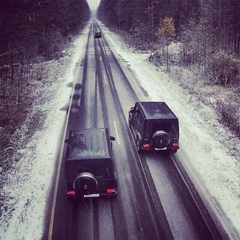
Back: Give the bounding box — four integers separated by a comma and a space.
87, 0, 100, 10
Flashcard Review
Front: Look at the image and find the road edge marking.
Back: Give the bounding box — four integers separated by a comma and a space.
113, 120, 120, 145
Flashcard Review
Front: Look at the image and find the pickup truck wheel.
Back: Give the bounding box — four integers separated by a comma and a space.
73, 172, 98, 192
152, 130, 170, 149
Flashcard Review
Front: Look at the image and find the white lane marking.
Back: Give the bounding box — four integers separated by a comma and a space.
104, 73, 107, 83
48, 140, 64, 240
113, 120, 120, 145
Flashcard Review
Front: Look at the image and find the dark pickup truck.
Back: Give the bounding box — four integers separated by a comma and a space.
129, 102, 180, 153
65, 128, 117, 199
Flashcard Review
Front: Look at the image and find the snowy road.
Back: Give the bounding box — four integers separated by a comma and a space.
48, 21, 226, 240
0, 20, 239, 240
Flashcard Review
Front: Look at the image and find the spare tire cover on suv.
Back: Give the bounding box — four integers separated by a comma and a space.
73, 172, 98, 193
152, 130, 170, 149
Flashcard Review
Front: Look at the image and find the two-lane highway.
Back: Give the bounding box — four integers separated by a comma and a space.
46, 20, 226, 240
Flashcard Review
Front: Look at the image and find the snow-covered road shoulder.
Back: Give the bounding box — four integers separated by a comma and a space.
104, 27, 240, 239
0, 29, 88, 239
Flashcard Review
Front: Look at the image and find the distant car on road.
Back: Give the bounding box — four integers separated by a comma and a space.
65, 128, 117, 199
94, 31, 102, 38
128, 102, 180, 153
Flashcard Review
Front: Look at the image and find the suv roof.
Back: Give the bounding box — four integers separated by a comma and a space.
138, 102, 178, 120
66, 128, 111, 161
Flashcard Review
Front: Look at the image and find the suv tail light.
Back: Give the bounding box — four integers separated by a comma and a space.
67, 190, 76, 196
143, 143, 151, 149
172, 140, 179, 148
106, 188, 116, 194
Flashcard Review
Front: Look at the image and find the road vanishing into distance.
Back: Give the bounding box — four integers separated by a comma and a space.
44, 20, 229, 240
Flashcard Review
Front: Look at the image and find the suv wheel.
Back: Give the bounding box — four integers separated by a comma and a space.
152, 130, 170, 149
128, 118, 132, 128
73, 172, 98, 192
136, 138, 142, 153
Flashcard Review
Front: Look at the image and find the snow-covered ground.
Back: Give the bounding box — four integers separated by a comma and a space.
0, 22, 239, 239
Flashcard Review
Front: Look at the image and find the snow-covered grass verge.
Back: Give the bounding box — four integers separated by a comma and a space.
0, 28, 88, 239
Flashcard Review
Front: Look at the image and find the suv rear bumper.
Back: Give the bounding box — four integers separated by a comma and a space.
139, 143, 179, 152
67, 191, 117, 199
66, 186, 117, 199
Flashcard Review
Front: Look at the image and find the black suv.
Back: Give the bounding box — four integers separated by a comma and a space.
94, 31, 102, 38
65, 128, 117, 199
129, 102, 180, 153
